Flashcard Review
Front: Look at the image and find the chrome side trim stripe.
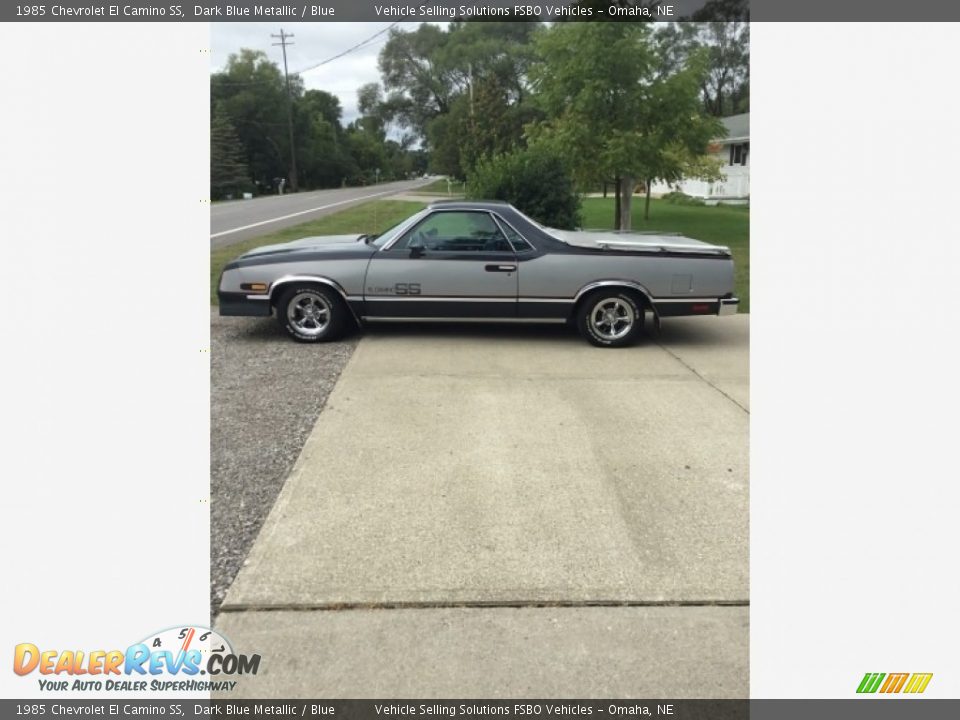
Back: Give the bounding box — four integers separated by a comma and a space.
366, 296, 515, 303
362, 316, 567, 324
651, 297, 722, 303
363, 296, 575, 303
258, 289, 720, 305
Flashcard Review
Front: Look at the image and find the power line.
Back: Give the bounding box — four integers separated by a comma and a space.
211, 22, 399, 88
294, 22, 400, 75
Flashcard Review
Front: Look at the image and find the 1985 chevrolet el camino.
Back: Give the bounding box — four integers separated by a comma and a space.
218, 200, 739, 348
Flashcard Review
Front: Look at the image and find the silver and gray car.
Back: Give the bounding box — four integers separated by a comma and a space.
218, 200, 739, 347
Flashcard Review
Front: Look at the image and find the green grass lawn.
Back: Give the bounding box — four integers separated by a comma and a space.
210, 199, 426, 304
581, 198, 750, 312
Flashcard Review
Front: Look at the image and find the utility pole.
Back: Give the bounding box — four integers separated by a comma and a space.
468, 62, 475, 117
271, 29, 299, 193
467, 61, 475, 165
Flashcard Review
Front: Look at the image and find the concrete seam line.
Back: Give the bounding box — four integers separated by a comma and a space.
218, 599, 751, 613
210, 189, 399, 238
654, 341, 749, 415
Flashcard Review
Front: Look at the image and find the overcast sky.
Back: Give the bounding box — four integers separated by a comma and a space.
210, 22, 440, 127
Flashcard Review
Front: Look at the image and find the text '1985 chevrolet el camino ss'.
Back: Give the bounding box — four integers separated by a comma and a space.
218, 200, 739, 348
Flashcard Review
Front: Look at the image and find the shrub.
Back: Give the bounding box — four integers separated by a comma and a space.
467, 147, 582, 229
661, 190, 706, 206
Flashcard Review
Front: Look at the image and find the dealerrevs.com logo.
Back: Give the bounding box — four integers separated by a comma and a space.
857, 673, 933, 694
13, 626, 260, 692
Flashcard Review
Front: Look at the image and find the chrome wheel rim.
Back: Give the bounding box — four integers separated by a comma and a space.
589, 298, 635, 341
287, 292, 331, 336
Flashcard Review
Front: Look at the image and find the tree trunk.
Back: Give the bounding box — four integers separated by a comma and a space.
619, 176, 635, 231
613, 177, 621, 230
644, 179, 652, 221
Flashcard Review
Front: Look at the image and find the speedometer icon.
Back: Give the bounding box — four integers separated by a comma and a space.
137, 625, 234, 674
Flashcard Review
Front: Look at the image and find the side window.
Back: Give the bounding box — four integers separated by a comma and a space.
392, 211, 512, 253
496, 219, 535, 253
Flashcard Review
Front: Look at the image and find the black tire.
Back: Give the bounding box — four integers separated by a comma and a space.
576, 290, 644, 348
275, 284, 349, 343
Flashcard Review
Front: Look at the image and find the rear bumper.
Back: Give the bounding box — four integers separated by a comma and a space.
719, 297, 740, 316
652, 296, 740, 318
218, 292, 272, 317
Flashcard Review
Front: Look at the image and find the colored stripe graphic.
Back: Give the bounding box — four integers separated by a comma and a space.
880, 673, 909, 693
857, 672, 933, 694
903, 673, 933, 694
857, 673, 885, 693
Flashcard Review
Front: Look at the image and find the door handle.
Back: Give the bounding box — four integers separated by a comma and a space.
485, 264, 517, 272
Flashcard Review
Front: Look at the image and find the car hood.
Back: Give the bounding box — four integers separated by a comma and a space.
241, 234, 364, 257
547, 228, 730, 255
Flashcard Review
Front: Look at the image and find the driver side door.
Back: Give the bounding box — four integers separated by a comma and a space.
363, 210, 518, 319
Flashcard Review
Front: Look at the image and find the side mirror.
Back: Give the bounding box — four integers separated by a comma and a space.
409, 246, 425, 259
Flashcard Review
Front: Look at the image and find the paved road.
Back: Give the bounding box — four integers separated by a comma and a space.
210, 178, 433, 248
217, 316, 749, 696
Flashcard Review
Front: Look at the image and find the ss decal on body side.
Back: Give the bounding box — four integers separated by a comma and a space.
367, 283, 423, 295
395, 283, 422, 295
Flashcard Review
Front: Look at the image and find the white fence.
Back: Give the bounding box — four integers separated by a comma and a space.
652, 166, 750, 201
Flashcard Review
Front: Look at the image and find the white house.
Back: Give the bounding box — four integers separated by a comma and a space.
652, 112, 749, 204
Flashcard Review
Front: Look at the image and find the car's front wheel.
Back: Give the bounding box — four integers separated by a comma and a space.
275, 285, 348, 343
576, 291, 644, 348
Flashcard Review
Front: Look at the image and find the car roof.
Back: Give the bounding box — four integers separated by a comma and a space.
426, 199, 513, 211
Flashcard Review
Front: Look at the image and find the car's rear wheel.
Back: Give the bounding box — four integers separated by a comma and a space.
276, 285, 348, 343
577, 290, 644, 348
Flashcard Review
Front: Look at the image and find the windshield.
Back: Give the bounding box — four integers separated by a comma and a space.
369, 209, 430, 248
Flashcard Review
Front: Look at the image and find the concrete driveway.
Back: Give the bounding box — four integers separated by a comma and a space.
216, 315, 749, 697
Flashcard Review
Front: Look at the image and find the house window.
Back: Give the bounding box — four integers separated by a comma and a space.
729, 143, 749, 166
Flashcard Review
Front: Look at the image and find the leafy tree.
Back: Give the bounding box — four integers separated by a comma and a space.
379, 22, 542, 175
356, 82, 391, 137
460, 71, 544, 173
210, 106, 251, 199
425, 99, 470, 178
468, 146, 581, 230
299, 88, 345, 131
379, 24, 456, 138
528, 23, 722, 228
212, 51, 424, 192
296, 90, 352, 189
441, 21, 539, 105
211, 49, 302, 192
344, 124, 386, 185
657, 21, 750, 117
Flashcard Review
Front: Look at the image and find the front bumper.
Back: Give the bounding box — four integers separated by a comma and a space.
218, 291, 272, 317
719, 297, 740, 316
